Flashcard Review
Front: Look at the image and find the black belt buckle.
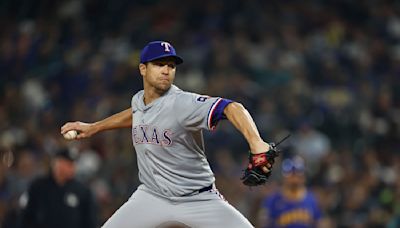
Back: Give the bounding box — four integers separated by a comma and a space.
198, 184, 213, 193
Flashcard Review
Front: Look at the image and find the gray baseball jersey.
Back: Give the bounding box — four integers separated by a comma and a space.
102, 85, 255, 227
131, 85, 229, 197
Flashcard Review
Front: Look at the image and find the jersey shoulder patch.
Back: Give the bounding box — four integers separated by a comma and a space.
196, 95, 210, 102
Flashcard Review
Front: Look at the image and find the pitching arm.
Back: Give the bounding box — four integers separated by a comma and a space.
61, 108, 132, 139
224, 102, 270, 154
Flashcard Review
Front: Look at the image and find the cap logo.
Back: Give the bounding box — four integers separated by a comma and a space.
161, 42, 172, 52
140, 41, 183, 64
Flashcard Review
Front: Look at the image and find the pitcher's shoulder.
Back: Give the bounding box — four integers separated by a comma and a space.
170, 86, 203, 100
132, 90, 144, 99
131, 90, 144, 111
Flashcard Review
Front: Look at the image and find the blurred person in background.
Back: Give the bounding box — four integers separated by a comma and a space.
259, 156, 323, 228
291, 121, 331, 177
19, 148, 97, 228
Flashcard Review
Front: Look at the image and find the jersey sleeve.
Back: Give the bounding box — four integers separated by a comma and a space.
310, 192, 322, 221
262, 195, 277, 228
20, 180, 40, 227
131, 90, 143, 112
174, 92, 233, 131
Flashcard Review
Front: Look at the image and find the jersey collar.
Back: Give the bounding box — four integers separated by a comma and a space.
139, 85, 179, 111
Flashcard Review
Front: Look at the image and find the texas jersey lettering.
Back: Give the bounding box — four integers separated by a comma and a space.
132, 125, 172, 146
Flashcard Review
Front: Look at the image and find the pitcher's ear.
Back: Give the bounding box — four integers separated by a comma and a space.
139, 63, 147, 76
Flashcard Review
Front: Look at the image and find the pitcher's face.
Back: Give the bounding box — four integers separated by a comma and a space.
140, 58, 176, 92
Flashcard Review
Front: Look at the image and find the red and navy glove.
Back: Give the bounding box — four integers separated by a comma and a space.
241, 143, 279, 186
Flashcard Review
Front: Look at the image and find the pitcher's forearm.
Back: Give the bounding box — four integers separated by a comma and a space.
61, 108, 132, 139
224, 102, 269, 153
93, 108, 132, 132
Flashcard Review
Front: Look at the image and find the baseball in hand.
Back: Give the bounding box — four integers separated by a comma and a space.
63, 130, 78, 140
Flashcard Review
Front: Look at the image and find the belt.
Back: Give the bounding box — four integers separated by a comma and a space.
182, 184, 214, 197
198, 184, 213, 193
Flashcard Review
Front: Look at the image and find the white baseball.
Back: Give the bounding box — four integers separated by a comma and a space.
63, 130, 78, 140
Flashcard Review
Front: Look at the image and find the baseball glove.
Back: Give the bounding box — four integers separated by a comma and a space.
241, 143, 279, 186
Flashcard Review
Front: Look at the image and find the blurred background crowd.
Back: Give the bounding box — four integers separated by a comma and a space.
1, 0, 400, 227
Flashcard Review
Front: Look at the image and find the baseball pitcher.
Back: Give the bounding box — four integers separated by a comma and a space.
61, 41, 277, 228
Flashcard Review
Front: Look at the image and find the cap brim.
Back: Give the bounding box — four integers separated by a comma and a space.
54, 154, 76, 162
143, 54, 183, 65
53, 148, 78, 162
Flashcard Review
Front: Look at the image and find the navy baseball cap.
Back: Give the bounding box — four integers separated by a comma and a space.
282, 156, 305, 175
140, 41, 183, 64
54, 148, 79, 162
